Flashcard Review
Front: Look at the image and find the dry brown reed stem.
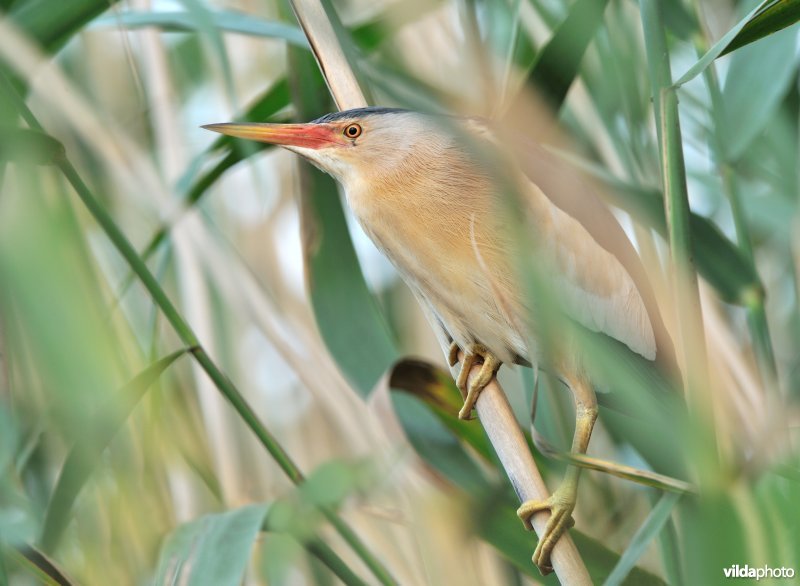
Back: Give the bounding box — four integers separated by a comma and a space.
470, 380, 591, 583
131, 0, 243, 510
289, 1, 367, 109
287, 1, 592, 582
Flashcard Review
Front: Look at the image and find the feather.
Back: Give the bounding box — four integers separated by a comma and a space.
272, 108, 676, 374
514, 142, 678, 374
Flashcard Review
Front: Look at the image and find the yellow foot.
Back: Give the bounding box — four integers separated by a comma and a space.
516, 486, 576, 575
449, 343, 501, 420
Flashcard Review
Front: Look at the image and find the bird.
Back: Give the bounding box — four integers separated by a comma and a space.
203, 107, 675, 574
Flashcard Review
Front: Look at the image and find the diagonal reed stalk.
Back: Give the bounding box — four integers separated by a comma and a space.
0, 70, 390, 586
287, 0, 591, 582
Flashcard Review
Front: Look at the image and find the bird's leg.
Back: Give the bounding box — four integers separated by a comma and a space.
517, 376, 597, 575
450, 343, 501, 420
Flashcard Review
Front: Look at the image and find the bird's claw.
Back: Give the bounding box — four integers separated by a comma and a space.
517, 487, 577, 576
450, 343, 501, 420
447, 341, 460, 367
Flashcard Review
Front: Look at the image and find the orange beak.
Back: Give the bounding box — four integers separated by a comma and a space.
202, 122, 341, 150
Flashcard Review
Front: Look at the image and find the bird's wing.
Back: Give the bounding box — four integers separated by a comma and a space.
533, 183, 657, 360
516, 143, 677, 372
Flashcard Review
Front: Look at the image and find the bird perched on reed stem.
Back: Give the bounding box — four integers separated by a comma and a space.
204, 107, 673, 574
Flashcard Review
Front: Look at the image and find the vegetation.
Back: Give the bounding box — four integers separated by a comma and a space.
0, 0, 798, 584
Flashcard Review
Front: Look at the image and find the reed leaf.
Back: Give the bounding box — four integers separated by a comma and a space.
93, 9, 309, 47
720, 0, 800, 56
8, 0, 120, 53
603, 492, 681, 586
39, 349, 189, 553
154, 504, 268, 586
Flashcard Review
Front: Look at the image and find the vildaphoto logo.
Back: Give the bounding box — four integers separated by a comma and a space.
723, 564, 795, 580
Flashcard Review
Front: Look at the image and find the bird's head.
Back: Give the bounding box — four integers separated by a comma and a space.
203, 107, 467, 188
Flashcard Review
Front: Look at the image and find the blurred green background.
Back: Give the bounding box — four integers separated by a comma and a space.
0, 0, 799, 584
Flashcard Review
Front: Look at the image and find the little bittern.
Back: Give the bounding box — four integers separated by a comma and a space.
204, 107, 672, 574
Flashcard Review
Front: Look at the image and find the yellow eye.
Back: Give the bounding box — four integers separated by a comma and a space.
343, 123, 362, 139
